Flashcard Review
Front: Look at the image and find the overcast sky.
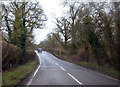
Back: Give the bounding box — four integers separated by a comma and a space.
33, 0, 64, 44
2, 0, 119, 44
32, 0, 119, 44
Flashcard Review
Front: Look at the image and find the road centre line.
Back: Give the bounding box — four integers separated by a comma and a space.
60, 66, 66, 71
54, 61, 82, 85
55, 63, 58, 65
68, 73, 82, 85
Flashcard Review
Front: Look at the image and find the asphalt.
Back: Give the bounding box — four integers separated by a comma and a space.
30, 51, 119, 85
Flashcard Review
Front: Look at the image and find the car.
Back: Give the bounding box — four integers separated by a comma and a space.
37, 48, 42, 53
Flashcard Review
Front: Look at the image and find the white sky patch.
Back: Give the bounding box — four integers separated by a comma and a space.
33, 0, 120, 44
33, 29, 52, 44
3, 0, 118, 44
33, 0, 64, 44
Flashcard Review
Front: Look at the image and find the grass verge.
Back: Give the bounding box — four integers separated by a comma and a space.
79, 62, 119, 78
2, 61, 37, 86
47, 51, 60, 58
0, 72, 2, 86
47, 51, 119, 79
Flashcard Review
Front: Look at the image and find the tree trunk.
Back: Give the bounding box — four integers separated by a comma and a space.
114, 2, 120, 71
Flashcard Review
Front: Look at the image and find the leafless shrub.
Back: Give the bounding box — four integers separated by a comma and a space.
2, 41, 37, 70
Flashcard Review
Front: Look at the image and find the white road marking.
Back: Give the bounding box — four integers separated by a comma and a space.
60, 66, 66, 71
68, 73, 82, 85
97, 73, 118, 81
27, 51, 41, 85
27, 65, 40, 85
55, 63, 58, 65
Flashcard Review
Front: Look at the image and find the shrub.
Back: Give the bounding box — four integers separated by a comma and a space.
2, 41, 37, 70
2, 41, 22, 70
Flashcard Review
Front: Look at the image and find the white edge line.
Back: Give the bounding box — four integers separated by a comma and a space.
27, 51, 41, 86
97, 73, 118, 81
68, 73, 82, 85
60, 66, 66, 71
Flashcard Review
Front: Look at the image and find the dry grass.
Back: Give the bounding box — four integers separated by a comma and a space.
79, 62, 119, 78
47, 48, 119, 79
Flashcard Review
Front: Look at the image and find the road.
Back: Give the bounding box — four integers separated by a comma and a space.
29, 51, 119, 85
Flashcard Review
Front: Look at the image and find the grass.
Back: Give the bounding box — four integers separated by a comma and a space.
47, 51, 119, 79
0, 72, 2, 86
2, 61, 37, 86
46, 51, 61, 59
79, 62, 119, 78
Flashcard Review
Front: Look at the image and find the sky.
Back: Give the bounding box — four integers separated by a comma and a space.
33, 0, 64, 44
1, 0, 65, 44
2, 0, 119, 44
32, 0, 120, 44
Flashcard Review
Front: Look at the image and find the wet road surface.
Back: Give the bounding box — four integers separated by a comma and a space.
30, 51, 119, 85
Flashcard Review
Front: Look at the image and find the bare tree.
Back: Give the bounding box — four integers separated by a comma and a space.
55, 17, 71, 49
113, 2, 120, 70
2, 1, 47, 48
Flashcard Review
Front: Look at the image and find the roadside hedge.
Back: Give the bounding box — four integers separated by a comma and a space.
2, 41, 37, 70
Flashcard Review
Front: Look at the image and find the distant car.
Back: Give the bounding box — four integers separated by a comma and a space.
37, 48, 42, 53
